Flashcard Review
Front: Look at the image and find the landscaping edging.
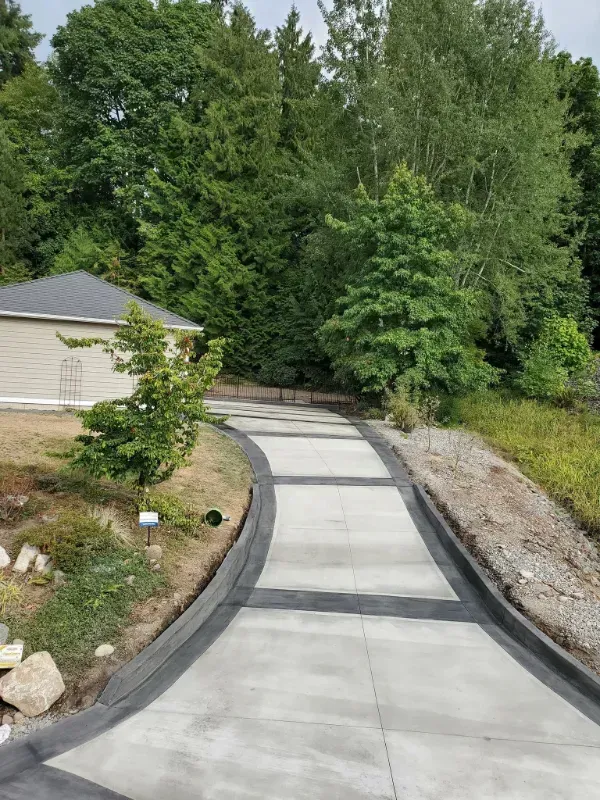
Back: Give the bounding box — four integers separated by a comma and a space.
0, 426, 276, 783
415, 485, 600, 707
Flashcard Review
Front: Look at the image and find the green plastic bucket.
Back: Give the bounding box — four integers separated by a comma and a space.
204, 508, 224, 527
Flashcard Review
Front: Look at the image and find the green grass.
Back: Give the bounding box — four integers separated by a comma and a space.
8, 550, 164, 672
447, 392, 600, 535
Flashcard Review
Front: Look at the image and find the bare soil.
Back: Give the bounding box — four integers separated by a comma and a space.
370, 421, 600, 677
0, 412, 253, 723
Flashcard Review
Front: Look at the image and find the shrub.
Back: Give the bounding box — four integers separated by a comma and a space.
140, 493, 200, 536
19, 512, 115, 573
519, 317, 595, 402
386, 388, 421, 433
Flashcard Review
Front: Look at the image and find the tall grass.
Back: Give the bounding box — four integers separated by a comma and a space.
450, 392, 600, 536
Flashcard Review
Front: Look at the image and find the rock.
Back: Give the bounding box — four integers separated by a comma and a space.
573, 591, 585, 600
0, 624, 9, 645
518, 579, 528, 585
145, 545, 163, 562
590, 576, 600, 587
538, 592, 548, 599
41, 514, 58, 524
519, 570, 535, 580
0, 546, 10, 569
53, 570, 66, 587
1, 715, 13, 726
94, 644, 114, 658
12, 712, 24, 725
12, 639, 24, 646
559, 595, 570, 603
34, 554, 52, 574
12, 544, 40, 574
152, 563, 161, 573
125, 575, 135, 586
0, 652, 65, 717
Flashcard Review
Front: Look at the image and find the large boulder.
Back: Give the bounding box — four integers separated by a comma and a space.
0, 652, 65, 717
12, 544, 40, 574
0, 546, 10, 569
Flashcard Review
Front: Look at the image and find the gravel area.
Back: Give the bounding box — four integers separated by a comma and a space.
370, 421, 600, 675
0, 711, 63, 746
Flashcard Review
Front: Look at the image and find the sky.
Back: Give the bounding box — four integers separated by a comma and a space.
20, 0, 600, 66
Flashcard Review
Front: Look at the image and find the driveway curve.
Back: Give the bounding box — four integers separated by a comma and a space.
2, 400, 600, 799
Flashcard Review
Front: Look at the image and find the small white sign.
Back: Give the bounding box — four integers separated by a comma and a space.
0, 644, 23, 670
139, 511, 159, 528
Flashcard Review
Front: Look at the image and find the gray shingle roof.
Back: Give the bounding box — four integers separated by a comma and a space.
0, 271, 201, 329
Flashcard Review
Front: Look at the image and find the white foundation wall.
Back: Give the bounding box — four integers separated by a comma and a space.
0, 316, 136, 408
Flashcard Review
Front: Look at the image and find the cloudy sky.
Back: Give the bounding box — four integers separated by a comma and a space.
21, 0, 600, 66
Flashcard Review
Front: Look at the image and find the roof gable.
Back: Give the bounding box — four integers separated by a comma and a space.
0, 271, 201, 330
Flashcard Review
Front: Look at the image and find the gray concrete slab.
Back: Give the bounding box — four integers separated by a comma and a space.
150, 608, 381, 729
225, 416, 363, 437
385, 729, 600, 799
252, 436, 390, 478
51, 716, 396, 800
363, 616, 600, 746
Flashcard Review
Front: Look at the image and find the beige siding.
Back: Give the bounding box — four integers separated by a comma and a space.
0, 317, 135, 407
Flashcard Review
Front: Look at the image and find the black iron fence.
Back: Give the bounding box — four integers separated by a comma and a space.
206, 375, 356, 408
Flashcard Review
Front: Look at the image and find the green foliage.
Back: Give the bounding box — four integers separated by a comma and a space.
140, 493, 200, 536
386, 387, 421, 433
0, 0, 40, 88
519, 316, 596, 400
320, 165, 498, 394
9, 550, 163, 669
0, 579, 22, 615
451, 391, 600, 535
58, 302, 225, 489
0, 122, 29, 283
17, 512, 115, 573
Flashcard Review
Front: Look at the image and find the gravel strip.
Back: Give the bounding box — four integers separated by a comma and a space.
370, 421, 600, 674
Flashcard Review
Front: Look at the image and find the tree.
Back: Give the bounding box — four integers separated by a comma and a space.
320, 165, 497, 394
57, 302, 225, 492
555, 52, 600, 339
0, 0, 40, 88
138, 3, 286, 372
0, 123, 29, 283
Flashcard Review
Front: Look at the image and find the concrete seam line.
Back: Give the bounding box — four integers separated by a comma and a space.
414, 483, 600, 708
0, 425, 277, 783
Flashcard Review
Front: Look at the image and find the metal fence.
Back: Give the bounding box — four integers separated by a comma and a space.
206, 375, 356, 408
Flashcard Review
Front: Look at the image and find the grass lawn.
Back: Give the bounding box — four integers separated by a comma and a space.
448, 392, 600, 536
0, 412, 252, 708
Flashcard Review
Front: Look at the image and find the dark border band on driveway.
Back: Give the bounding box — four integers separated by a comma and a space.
360, 420, 600, 729
243, 587, 473, 622
0, 427, 278, 787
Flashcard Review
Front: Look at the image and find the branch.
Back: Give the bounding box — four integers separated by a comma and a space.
57, 332, 107, 349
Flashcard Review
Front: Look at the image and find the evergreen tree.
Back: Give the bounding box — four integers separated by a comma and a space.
138, 3, 285, 372
0, 0, 40, 88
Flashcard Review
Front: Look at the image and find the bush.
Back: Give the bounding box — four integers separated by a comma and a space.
519, 317, 595, 402
18, 512, 115, 573
140, 493, 200, 536
386, 388, 421, 432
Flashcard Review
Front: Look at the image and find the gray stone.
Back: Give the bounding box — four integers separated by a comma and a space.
518, 579, 528, 585
12, 639, 24, 646
0, 651, 65, 717
125, 575, 136, 586
94, 644, 115, 658
145, 545, 163, 562
0, 546, 10, 569
41, 514, 58, 524
1, 714, 13, 726
53, 570, 66, 587
572, 591, 585, 600
0, 623, 9, 645
519, 570, 535, 580
34, 553, 52, 573
559, 595, 570, 602
12, 712, 24, 725
12, 543, 40, 574
152, 563, 162, 572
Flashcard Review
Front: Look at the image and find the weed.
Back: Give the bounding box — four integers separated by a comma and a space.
140, 493, 201, 537
452, 392, 600, 534
0, 580, 23, 615
386, 388, 421, 433
0, 474, 34, 523
90, 505, 133, 546
9, 551, 164, 670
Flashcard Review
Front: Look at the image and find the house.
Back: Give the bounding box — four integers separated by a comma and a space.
0, 271, 202, 409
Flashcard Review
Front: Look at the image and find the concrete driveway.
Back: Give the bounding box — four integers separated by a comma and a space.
10, 401, 600, 798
